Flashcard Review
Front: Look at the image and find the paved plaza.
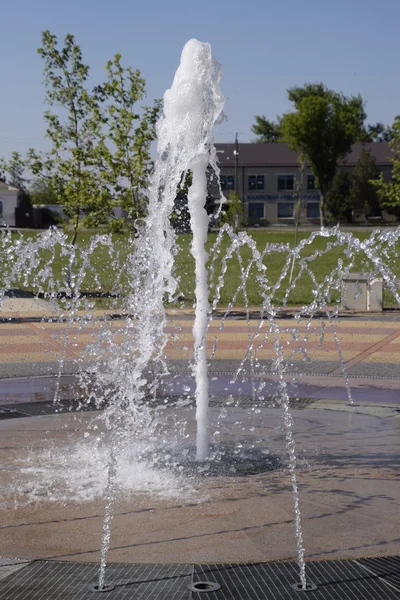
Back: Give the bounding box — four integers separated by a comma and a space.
0, 302, 400, 379
0, 301, 399, 598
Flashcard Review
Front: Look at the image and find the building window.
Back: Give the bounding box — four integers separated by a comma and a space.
248, 175, 265, 191
220, 175, 235, 190
307, 175, 316, 190
278, 175, 294, 191
0, 200, 3, 217
248, 202, 264, 222
307, 202, 320, 219
278, 202, 294, 218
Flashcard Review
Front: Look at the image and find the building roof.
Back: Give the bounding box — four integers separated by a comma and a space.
215, 142, 393, 168
0, 181, 19, 192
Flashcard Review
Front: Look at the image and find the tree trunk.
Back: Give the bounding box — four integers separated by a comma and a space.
319, 192, 326, 229
289, 199, 301, 286
70, 226, 79, 248
70, 210, 80, 247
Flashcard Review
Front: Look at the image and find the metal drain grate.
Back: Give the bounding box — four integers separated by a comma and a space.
0, 562, 192, 600
209, 396, 316, 409
0, 395, 316, 421
356, 556, 400, 593
160, 395, 316, 410
193, 561, 399, 599
0, 558, 399, 599
0, 407, 30, 420
0, 399, 101, 420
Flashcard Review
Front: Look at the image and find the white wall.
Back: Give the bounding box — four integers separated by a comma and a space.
0, 193, 18, 226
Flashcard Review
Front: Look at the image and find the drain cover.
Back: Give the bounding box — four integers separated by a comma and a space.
188, 581, 221, 593
150, 442, 282, 477
88, 583, 115, 593
291, 581, 318, 592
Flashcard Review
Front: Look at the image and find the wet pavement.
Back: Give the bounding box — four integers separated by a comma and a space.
0, 403, 399, 565
0, 310, 399, 575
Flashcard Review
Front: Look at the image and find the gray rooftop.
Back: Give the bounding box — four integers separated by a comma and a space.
215, 141, 393, 167
0, 181, 19, 192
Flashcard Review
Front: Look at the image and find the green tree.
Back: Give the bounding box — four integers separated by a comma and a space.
29, 176, 59, 205
93, 54, 161, 228
252, 115, 281, 143
28, 30, 113, 245
288, 160, 306, 286
280, 83, 366, 228
170, 172, 192, 232
362, 122, 393, 143
373, 116, 400, 218
170, 171, 217, 232
325, 170, 353, 225
221, 190, 245, 233
350, 148, 380, 220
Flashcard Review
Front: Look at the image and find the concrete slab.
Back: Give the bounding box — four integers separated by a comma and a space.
0, 557, 30, 583
0, 297, 57, 316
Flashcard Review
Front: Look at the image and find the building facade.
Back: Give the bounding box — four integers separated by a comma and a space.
214, 142, 394, 225
0, 181, 19, 227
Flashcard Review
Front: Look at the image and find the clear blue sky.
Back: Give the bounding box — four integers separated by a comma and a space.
1, 0, 399, 159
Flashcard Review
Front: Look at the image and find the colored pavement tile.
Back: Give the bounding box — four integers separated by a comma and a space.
0, 316, 398, 373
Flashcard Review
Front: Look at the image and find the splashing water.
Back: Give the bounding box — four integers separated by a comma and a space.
1, 211, 400, 589
95, 39, 226, 586
1, 40, 400, 592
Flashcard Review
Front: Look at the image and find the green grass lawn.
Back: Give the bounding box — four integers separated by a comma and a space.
1, 228, 399, 309
0, 230, 132, 309
175, 229, 400, 308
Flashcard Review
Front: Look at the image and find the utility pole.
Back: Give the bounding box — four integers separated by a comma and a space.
234, 132, 239, 194
233, 132, 245, 229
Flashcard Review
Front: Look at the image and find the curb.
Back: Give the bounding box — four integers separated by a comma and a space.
0, 307, 399, 324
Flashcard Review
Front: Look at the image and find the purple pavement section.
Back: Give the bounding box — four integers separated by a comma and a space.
0, 373, 398, 408
162, 374, 400, 405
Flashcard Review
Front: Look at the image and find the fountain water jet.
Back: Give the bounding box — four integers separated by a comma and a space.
188, 159, 212, 461
94, 38, 226, 588
157, 39, 225, 461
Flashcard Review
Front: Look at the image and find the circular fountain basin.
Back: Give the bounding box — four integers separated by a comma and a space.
147, 442, 282, 478
1, 401, 400, 565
